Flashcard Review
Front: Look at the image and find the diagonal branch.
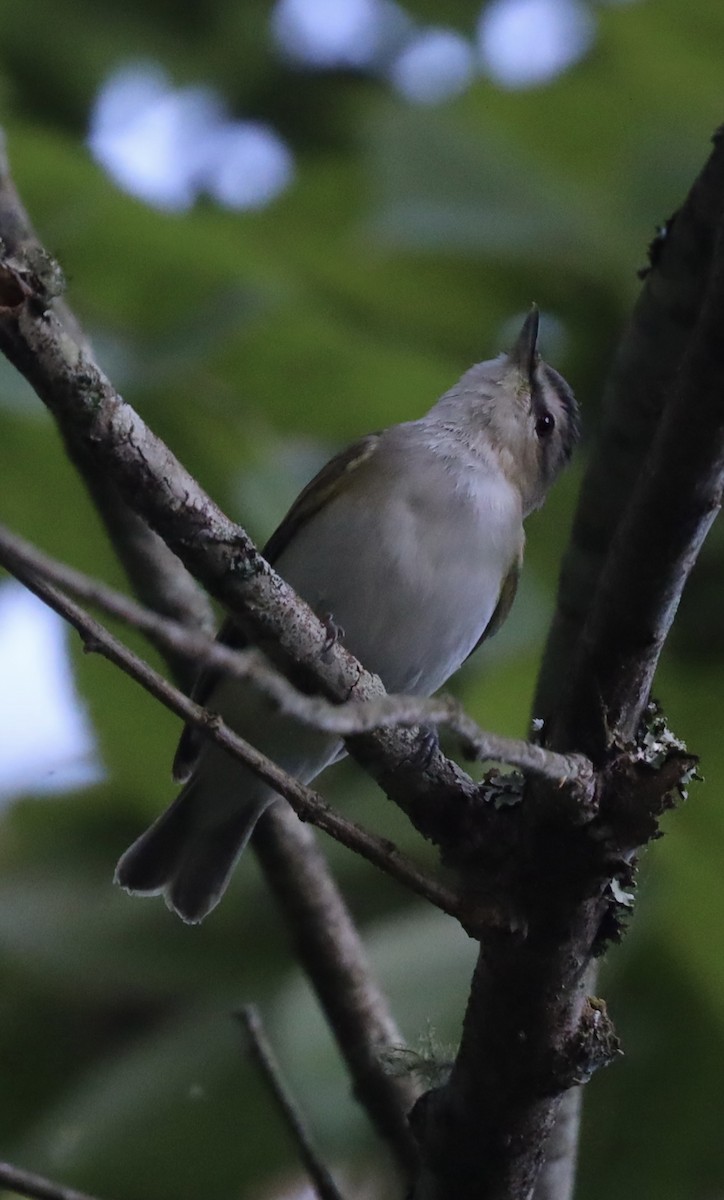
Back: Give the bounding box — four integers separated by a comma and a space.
250, 803, 422, 1172
5, 119, 718, 1200
237, 1006, 349, 1200
0, 130, 420, 1174
0, 523, 591, 790
0, 544, 465, 928
0, 135, 480, 853
0, 1162, 104, 1200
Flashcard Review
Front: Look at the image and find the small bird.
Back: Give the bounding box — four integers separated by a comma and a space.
115, 308, 579, 923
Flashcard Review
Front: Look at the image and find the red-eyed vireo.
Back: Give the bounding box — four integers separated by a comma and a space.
116, 308, 579, 922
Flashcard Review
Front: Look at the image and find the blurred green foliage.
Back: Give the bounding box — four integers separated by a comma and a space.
0, 1, 723, 1197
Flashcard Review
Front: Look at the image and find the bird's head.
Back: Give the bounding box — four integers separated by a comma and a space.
433, 307, 580, 514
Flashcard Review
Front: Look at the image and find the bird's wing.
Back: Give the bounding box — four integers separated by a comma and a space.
172, 616, 250, 782
465, 550, 522, 661
172, 433, 383, 782
263, 432, 381, 563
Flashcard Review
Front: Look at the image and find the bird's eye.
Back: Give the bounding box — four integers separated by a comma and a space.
535, 411, 555, 438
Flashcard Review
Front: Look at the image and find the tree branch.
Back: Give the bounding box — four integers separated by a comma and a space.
0, 522, 591, 791
250, 805, 422, 1173
237, 1006, 350, 1200
530, 128, 724, 1200
0, 133, 481, 848
535, 126, 724, 723
408, 132, 724, 1200
0, 542, 469, 930
0, 1162, 104, 1200
3, 120, 716, 1200
0, 130, 423, 1175
0, 133, 213, 692
557, 217, 724, 757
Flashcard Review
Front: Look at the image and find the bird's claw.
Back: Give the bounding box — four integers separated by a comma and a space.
413, 725, 441, 770
321, 612, 345, 662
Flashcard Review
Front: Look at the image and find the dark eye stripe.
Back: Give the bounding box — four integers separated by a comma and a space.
533, 363, 581, 459
540, 363, 578, 425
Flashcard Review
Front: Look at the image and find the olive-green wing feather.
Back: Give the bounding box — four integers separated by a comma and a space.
172, 433, 383, 782
466, 552, 522, 662
263, 433, 381, 563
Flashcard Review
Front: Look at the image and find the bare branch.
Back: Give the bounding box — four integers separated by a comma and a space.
237, 1006, 350, 1200
0, 1161, 104, 1200
0, 131, 213, 692
0, 134, 484, 853
558, 216, 724, 756
251, 806, 422, 1172
529, 115, 724, 1200
0, 540, 467, 926
0, 540, 463, 1165
409, 130, 724, 1200
0, 133, 424, 1174
0, 523, 591, 792
537, 128, 724, 736
531, 139, 724, 1198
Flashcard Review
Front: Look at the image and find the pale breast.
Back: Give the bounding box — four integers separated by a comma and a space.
275, 440, 523, 697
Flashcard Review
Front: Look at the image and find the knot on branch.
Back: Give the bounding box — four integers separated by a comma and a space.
598, 702, 700, 852
550, 997, 622, 1090
426, 764, 604, 942
0, 244, 64, 312
0, 260, 29, 311
425, 705, 694, 946
585, 704, 699, 951
435, 756, 596, 861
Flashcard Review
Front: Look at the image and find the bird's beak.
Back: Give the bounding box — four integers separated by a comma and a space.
509, 305, 540, 378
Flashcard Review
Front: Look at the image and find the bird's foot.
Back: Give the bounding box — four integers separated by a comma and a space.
412, 725, 441, 771
321, 612, 345, 662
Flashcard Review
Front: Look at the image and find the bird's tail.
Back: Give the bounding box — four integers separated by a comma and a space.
114, 779, 270, 924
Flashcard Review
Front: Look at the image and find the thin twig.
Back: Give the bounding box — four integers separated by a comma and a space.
237, 1006, 349, 1200
0, 543, 465, 923
0, 1161, 104, 1200
0, 523, 591, 789
251, 806, 421, 1172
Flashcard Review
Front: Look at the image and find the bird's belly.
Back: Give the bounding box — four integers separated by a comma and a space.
278, 487, 517, 697
338, 545, 494, 693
